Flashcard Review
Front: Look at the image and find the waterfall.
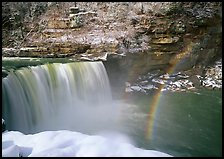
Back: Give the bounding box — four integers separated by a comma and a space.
2, 62, 117, 134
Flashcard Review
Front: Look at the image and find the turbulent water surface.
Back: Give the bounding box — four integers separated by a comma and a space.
2, 58, 222, 157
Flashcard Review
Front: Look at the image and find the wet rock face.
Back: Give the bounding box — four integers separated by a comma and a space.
2, 2, 222, 75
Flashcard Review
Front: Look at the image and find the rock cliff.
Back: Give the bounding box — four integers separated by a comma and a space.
2, 2, 222, 88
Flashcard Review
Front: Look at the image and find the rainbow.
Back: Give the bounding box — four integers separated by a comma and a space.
145, 41, 194, 140
145, 83, 165, 140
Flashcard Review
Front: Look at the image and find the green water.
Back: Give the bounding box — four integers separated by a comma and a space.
2, 58, 222, 157
125, 89, 222, 157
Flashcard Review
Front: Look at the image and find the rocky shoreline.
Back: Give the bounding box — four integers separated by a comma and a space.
125, 59, 222, 94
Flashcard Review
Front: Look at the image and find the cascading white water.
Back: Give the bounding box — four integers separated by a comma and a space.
2, 62, 122, 134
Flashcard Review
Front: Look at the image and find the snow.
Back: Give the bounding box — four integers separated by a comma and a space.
2, 130, 172, 157
130, 86, 142, 91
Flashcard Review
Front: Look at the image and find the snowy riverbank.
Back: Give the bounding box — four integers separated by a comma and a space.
2, 130, 172, 157
125, 59, 222, 94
